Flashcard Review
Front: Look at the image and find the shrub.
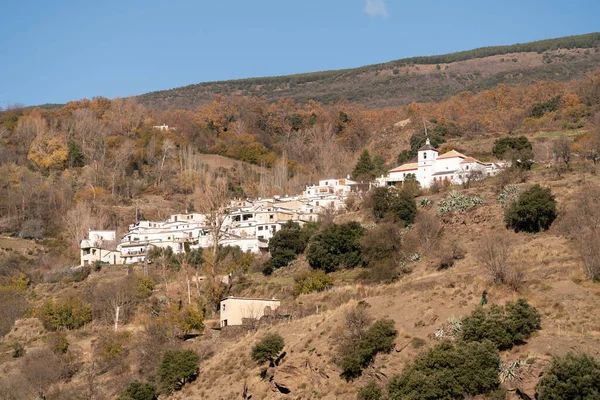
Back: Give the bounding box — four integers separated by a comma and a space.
12, 341, 25, 358
357, 381, 383, 400
387, 340, 500, 400
492, 136, 534, 170
371, 187, 417, 223
411, 337, 426, 348
535, 352, 600, 399
460, 298, 541, 350
492, 136, 532, 158
177, 305, 204, 335
292, 270, 333, 296
133, 275, 155, 299
263, 221, 317, 275
156, 350, 199, 394
118, 382, 158, 400
38, 298, 92, 331
306, 222, 366, 272
251, 333, 285, 364
436, 191, 484, 215
338, 319, 397, 380
49, 332, 69, 354
505, 184, 557, 232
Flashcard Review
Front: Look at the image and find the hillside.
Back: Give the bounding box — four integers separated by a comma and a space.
2, 141, 600, 399
137, 32, 600, 109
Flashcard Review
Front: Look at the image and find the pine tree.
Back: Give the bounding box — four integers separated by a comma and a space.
352, 150, 375, 181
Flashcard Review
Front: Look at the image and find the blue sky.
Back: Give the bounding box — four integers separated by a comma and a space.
1, 0, 598, 106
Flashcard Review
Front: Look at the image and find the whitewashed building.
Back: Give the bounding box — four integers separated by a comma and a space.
220, 297, 281, 327
80, 230, 122, 266
377, 139, 504, 188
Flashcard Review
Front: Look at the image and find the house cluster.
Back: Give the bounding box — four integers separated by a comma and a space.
80, 178, 365, 266
376, 138, 504, 188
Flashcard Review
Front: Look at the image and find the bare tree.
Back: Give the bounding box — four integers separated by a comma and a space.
21, 348, 62, 399
582, 122, 600, 167
560, 186, 600, 280
194, 174, 231, 273
63, 202, 109, 250
109, 290, 129, 332
177, 253, 193, 305
156, 139, 176, 187
414, 212, 441, 254
477, 233, 516, 286
553, 137, 572, 170
109, 140, 135, 197
343, 302, 373, 341
460, 166, 485, 188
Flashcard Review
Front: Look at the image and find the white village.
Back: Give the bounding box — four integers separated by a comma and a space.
78, 140, 505, 327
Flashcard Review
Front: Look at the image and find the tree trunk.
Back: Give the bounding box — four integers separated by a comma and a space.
114, 305, 120, 331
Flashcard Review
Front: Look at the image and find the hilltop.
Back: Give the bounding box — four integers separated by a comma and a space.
137, 32, 600, 109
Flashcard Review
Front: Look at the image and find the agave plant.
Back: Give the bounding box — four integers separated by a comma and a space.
436, 191, 485, 215
434, 327, 446, 340
447, 318, 462, 336
419, 197, 433, 209
497, 184, 521, 208
499, 359, 523, 383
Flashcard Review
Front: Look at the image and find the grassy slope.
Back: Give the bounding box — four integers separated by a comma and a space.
137, 33, 600, 109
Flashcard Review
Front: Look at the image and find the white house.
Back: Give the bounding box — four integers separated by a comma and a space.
219, 297, 281, 327
377, 139, 504, 188
80, 230, 121, 266
304, 178, 357, 197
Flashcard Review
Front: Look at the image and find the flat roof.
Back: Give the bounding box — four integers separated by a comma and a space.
221, 297, 280, 302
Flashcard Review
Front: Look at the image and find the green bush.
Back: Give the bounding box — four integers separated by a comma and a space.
156, 350, 199, 394
263, 221, 317, 275
11, 341, 25, 358
38, 298, 92, 331
492, 136, 534, 170
505, 184, 557, 232
307, 222, 366, 272
133, 275, 155, 299
371, 187, 417, 223
292, 270, 333, 296
352, 149, 376, 181
460, 298, 541, 350
177, 305, 204, 335
118, 382, 158, 400
338, 319, 397, 380
492, 136, 532, 158
388, 340, 501, 400
535, 352, 600, 400
357, 381, 383, 400
251, 333, 285, 364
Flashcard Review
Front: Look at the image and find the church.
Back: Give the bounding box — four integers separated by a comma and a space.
377, 139, 504, 188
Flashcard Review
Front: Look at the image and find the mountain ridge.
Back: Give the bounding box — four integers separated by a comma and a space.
137, 32, 600, 109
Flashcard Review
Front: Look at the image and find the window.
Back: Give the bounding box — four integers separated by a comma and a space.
222, 304, 226, 311
466, 165, 469, 170
258, 226, 263, 231
269, 214, 274, 220
423, 153, 427, 159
